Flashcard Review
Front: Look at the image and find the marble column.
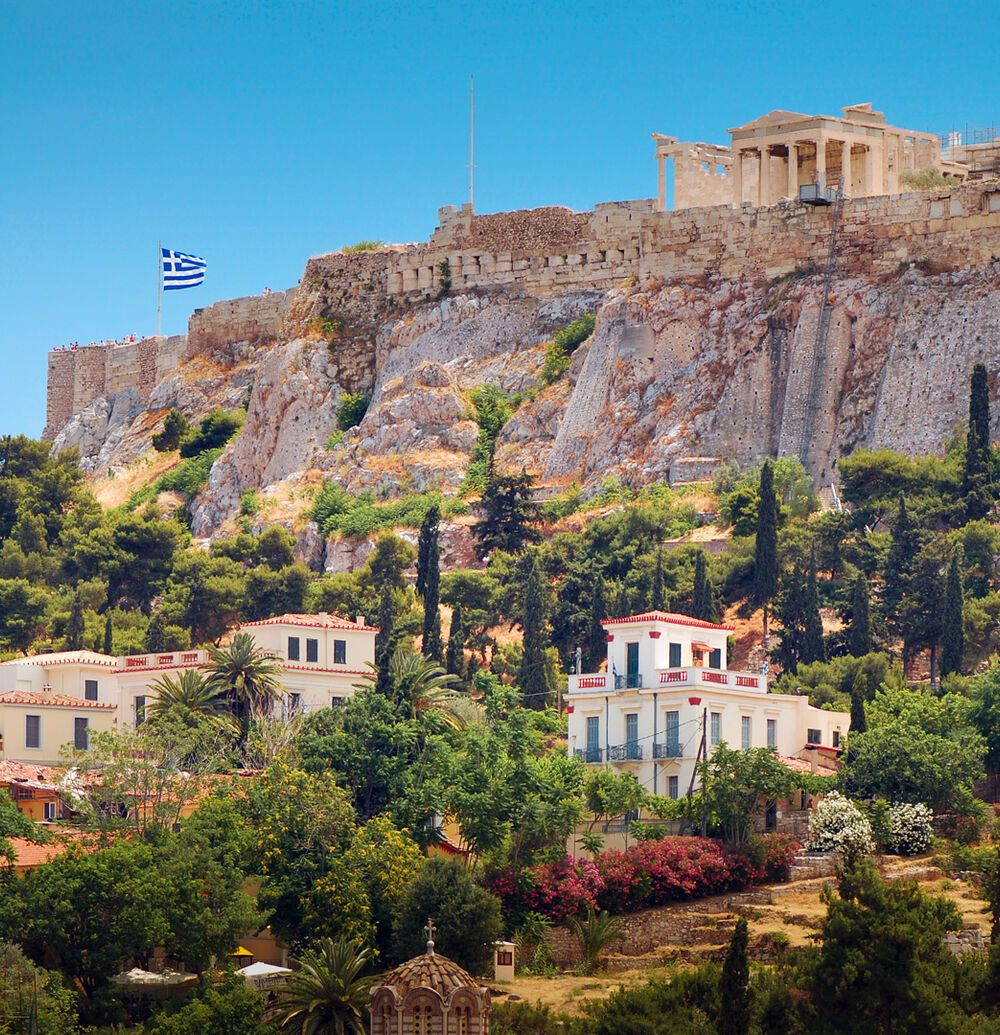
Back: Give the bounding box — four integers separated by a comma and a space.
657, 154, 666, 211
732, 148, 743, 205
839, 140, 851, 195
759, 146, 771, 206
787, 143, 798, 199
863, 145, 876, 196
815, 138, 827, 189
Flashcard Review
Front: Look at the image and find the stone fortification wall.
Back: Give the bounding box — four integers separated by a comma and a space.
188, 289, 295, 352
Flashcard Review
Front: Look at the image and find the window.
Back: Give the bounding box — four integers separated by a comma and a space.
669, 642, 682, 668
25, 715, 40, 749
84, 679, 98, 701
807, 728, 822, 745
767, 718, 777, 749
585, 716, 600, 762
741, 715, 751, 750
625, 713, 639, 758
44, 801, 57, 821
306, 638, 319, 663
709, 648, 722, 669
832, 730, 841, 748
668, 775, 679, 799
455, 1006, 471, 1035
287, 636, 300, 661
333, 639, 346, 665
288, 692, 302, 716
134, 696, 146, 726
74, 717, 89, 751
710, 711, 721, 746
665, 710, 680, 755
331, 696, 345, 708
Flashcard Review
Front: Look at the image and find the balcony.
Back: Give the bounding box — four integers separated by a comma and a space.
607, 743, 644, 761
653, 741, 682, 759
574, 747, 604, 764
118, 650, 208, 671
569, 667, 764, 695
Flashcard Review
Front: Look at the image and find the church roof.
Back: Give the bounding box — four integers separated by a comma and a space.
377, 950, 481, 996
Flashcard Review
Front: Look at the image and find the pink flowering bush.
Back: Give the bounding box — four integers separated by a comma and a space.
484, 835, 799, 922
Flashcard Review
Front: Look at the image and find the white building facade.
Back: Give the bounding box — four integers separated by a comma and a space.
566, 611, 849, 801
0, 613, 377, 762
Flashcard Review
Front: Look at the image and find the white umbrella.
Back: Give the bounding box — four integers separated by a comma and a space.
236, 961, 293, 989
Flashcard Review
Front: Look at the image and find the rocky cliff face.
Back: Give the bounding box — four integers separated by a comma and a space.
53, 258, 1000, 547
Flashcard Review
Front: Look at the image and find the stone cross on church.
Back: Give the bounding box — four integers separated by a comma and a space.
424, 918, 436, 954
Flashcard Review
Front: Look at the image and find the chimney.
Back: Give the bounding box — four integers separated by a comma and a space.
356, 615, 366, 627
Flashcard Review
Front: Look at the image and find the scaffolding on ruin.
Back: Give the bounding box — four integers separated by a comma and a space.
940, 123, 1000, 179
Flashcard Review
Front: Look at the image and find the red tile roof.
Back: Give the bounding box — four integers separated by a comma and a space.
0, 691, 115, 710
241, 613, 379, 633
0, 650, 118, 669
602, 610, 734, 632
6, 829, 97, 870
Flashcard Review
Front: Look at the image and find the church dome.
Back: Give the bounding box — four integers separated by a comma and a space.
378, 951, 481, 996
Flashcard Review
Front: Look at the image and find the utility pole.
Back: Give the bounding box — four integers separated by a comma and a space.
468, 75, 475, 211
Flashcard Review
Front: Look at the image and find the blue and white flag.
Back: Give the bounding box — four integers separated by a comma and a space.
162, 247, 206, 291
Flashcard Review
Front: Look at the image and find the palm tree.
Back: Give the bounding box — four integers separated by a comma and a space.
275, 938, 374, 1035
567, 909, 625, 974
147, 669, 230, 723
203, 632, 284, 725
361, 647, 478, 729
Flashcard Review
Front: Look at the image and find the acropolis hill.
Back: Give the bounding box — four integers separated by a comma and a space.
45, 102, 1000, 550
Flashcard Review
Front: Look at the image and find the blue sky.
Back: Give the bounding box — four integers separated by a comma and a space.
2, 0, 998, 437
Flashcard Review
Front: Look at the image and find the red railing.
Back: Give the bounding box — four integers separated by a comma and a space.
735, 675, 759, 688
125, 656, 147, 668
182, 652, 199, 664
577, 676, 607, 689
703, 672, 729, 685
659, 670, 688, 684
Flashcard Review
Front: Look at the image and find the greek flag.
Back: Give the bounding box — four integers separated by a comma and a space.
162, 247, 206, 291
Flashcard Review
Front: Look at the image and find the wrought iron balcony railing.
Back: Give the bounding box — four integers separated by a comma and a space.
574, 747, 604, 763
607, 743, 644, 761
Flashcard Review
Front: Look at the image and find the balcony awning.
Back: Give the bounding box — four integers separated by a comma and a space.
691, 641, 712, 651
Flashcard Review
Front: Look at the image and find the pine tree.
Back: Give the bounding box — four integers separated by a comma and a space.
650, 547, 665, 611
752, 460, 778, 640
883, 497, 921, 671
963, 362, 993, 521
848, 573, 872, 657
419, 508, 442, 662
518, 556, 550, 710
145, 612, 166, 652
445, 603, 465, 680
612, 583, 630, 619
719, 917, 751, 1035
691, 550, 719, 623
415, 504, 440, 600
65, 594, 85, 651
474, 468, 541, 559
941, 548, 965, 679
103, 612, 113, 655
586, 571, 607, 672
801, 553, 826, 666
375, 583, 396, 697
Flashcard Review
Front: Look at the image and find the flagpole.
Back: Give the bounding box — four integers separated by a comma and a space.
156, 240, 162, 338
468, 74, 475, 211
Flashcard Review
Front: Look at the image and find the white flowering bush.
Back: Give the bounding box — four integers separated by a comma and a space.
885, 802, 934, 855
806, 792, 876, 856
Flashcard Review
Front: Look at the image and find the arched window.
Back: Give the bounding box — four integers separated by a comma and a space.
455, 1005, 470, 1035
414, 1003, 433, 1035
378, 1004, 392, 1035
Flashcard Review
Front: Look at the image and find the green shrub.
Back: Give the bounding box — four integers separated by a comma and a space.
340, 240, 385, 253
127, 448, 224, 509
239, 490, 262, 517
462, 384, 518, 494
152, 409, 191, 452
179, 409, 245, 458
538, 313, 595, 388
336, 392, 371, 431
326, 430, 345, 450
311, 484, 466, 538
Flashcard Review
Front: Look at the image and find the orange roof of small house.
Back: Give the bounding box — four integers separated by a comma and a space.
240, 612, 379, 633
601, 611, 734, 632
5, 828, 97, 870
0, 691, 115, 710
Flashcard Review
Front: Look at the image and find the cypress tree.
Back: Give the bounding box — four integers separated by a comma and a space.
883, 496, 920, 670
419, 509, 442, 662
650, 547, 666, 611
848, 573, 872, 657
445, 603, 465, 679
963, 362, 993, 521
145, 612, 166, 652
586, 571, 607, 672
415, 504, 440, 599
752, 460, 778, 640
775, 566, 807, 673
847, 672, 868, 768
103, 612, 113, 656
941, 548, 965, 678
475, 468, 540, 558
518, 555, 550, 710
65, 594, 85, 651
375, 583, 396, 697
801, 553, 826, 666
691, 550, 719, 623
719, 918, 751, 1035
612, 583, 630, 619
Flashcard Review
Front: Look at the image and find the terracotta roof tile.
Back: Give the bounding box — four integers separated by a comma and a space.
0, 650, 117, 669
377, 951, 481, 996
602, 610, 734, 632
0, 691, 115, 709
240, 613, 379, 633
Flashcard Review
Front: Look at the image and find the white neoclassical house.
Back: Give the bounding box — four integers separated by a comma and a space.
566, 611, 849, 800
0, 613, 377, 763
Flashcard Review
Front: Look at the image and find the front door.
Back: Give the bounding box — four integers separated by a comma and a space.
625, 713, 639, 759
626, 642, 640, 688
586, 716, 601, 762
